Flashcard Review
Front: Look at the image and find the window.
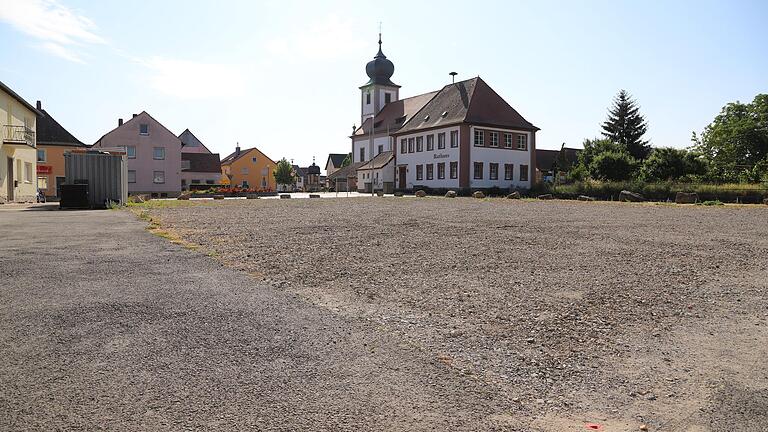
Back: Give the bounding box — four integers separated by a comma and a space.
450, 161, 458, 179
504, 164, 513, 180
127, 146, 136, 159
378, 144, 383, 155
517, 134, 528, 150
252, 157, 258, 163
416, 136, 423, 152
450, 130, 459, 148
473, 162, 483, 179
437, 133, 446, 149
408, 138, 414, 153
400, 139, 407, 154
426, 164, 434, 180
242, 180, 249, 188
366, 92, 371, 104
437, 162, 445, 179
191, 179, 201, 184
24, 162, 32, 182
490, 163, 499, 180
128, 170, 136, 183
139, 124, 149, 135
261, 177, 267, 187
504, 133, 513, 148
520, 164, 529, 181
490, 132, 499, 147
153, 147, 165, 160
474, 129, 484, 146
37, 149, 46, 162
206, 180, 215, 185
426, 134, 434, 151
37, 176, 48, 190
416, 164, 423, 181
359, 147, 365, 161
153, 171, 165, 184
241, 167, 249, 175
262, 167, 269, 176
385, 93, 392, 104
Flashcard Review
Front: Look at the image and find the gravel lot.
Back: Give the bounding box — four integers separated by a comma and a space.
144, 197, 768, 431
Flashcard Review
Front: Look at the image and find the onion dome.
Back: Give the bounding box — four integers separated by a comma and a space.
364, 34, 399, 87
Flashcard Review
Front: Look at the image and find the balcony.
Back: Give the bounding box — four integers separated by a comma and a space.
2, 125, 36, 148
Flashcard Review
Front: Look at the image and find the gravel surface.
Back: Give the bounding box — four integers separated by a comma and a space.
0, 207, 512, 431
144, 197, 768, 431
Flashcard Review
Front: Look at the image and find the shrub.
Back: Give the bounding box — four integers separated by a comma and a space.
589, 151, 639, 181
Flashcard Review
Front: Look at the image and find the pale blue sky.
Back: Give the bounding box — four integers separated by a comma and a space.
1, 0, 766, 168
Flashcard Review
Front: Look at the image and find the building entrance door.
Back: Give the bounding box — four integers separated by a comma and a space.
6, 158, 14, 201
398, 166, 406, 189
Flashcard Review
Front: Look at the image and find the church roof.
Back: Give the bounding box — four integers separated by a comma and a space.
362, 34, 398, 88
353, 90, 438, 137
396, 77, 539, 134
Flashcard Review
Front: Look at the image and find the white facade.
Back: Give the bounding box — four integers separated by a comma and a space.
360, 84, 399, 125
468, 126, 532, 189
395, 126, 462, 189
352, 135, 391, 163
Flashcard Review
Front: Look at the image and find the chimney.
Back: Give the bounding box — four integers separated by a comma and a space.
118, 118, 123, 126
132, 114, 137, 118
235, 142, 241, 156
36, 100, 42, 110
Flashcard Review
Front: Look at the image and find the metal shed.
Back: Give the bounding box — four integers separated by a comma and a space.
64, 150, 128, 209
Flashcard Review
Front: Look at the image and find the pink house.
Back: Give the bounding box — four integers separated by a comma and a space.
93, 112, 182, 197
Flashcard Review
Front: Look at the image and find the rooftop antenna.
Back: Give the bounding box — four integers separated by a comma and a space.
449, 72, 458, 83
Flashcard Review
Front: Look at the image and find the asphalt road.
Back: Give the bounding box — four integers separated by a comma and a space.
0, 207, 507, 431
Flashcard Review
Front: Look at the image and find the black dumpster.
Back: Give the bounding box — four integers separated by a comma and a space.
60, 184, 89, 209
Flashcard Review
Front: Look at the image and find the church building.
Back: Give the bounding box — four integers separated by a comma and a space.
350, 35, 539, 193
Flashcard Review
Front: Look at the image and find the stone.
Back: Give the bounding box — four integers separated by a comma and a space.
639, 425, 649, 431
309, 194, 321, 198
506, 191, 521, 199
213, 195, 225, 200
177, 193, 191, 200
376, 191, 384, 197
619, 190, 645, 202
538, 194, 554, 200
279, 194, 291, 199
675, 192, 698, 204
578, 195, 596, 201
394, 191, 404, 197
246, 194, 260, 199
763, 197, 768, 205
445, 190, 457, 198
472, 191, 485, 199
415, 190, 427, 198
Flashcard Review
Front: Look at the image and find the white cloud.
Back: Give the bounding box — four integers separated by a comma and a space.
265, 14, 366, 62
139, 56, 248, 100
0, 0, 105, 63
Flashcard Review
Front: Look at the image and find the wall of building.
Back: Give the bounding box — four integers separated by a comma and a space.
222, 148, 277, 190
357, 159, 395, 192
36, 145, 82, 197
93, 113, 182, 196
352, 135, 390, 163
394, 126, 462, 189
468, 126, 533, 189
1, 89, 37, 202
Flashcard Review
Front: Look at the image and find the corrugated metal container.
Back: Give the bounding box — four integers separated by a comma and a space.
64, 151, 128, 209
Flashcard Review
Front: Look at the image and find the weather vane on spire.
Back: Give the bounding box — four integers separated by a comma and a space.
378, 21, 382, 45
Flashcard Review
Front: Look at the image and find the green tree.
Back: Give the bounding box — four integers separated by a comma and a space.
589, 151, 638, 181
640, 147, 707, 182
577, 138, 623, 169
273, 158, 295, 188
602, 90, 651, 160
341, 153, 352, 168
693, 94, 768, 182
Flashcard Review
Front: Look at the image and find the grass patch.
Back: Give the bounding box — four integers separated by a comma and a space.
698, 200, 724, 206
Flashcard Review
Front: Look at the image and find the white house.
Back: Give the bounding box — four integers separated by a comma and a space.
350, 35, 538, 192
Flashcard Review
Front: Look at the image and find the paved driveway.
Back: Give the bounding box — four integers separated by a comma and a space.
0, 208, 504, 431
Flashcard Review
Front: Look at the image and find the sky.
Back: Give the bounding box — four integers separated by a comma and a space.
1, 0, 766, 171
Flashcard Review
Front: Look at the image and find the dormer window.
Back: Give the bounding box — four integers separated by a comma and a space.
441, 111, 448, 117
139, 124, 149, 135
424, 115, 430, 122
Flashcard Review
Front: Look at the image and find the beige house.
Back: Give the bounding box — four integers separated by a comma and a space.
1, 80, 39, 203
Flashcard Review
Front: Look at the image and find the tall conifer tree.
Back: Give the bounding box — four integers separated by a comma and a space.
601, 90, 651, 160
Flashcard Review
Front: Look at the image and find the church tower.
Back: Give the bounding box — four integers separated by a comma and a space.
360, 34, 400, 125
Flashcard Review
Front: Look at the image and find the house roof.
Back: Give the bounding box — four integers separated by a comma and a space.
328, 161, 366, 181
357, 151, 394, 170
292, 165, 305, 177
396, 77, 538, 134
326, 153, 347, 168
93, 111, 181, 146
182, 152, 221, 173
536, 147, 581, 172
179, 129, 213, 153
36, 104, 85, 147
0, 80, 41, 115
353, 90, 438, 137
221, 147, 276, 166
